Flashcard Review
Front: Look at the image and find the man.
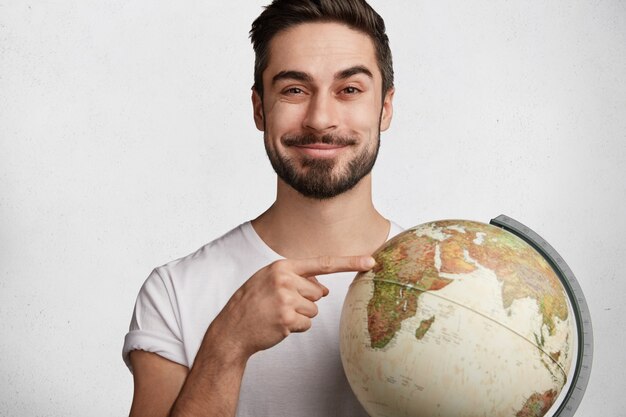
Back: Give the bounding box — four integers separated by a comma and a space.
123, 0, 401, 415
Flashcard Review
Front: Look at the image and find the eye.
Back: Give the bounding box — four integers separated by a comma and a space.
283, 87, 304, 95
342, 86, 361, 95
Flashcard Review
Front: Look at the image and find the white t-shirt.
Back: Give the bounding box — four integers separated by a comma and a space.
123, 220, 403, 417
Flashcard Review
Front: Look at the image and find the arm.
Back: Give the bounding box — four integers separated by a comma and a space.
129, 255, 376, 417
128, 351, 188, 417
127, 333, 244, 417
168, 320, 248, 417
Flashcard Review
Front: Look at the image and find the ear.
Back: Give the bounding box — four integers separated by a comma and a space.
379, 87, 395, 132
252, 88, 265, 131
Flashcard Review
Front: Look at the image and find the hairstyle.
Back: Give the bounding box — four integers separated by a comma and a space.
249, 0, 394, 98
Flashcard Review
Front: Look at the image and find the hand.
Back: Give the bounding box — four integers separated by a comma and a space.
208, 255, 376, 361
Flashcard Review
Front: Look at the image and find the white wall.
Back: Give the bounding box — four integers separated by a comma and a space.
1, 1, 624, 415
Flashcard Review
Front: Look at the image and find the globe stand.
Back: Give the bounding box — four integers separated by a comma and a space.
490, 215, 594, 417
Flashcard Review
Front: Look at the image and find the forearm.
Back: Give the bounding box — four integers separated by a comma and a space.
169, 324, 249, 417
168, 255, 362, 416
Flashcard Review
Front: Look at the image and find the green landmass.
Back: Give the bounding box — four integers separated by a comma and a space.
436, 221, 568, 335
366, 220, 569, 351
515, 389, 557, 417
415, 316, 435, 340
367, 232, 452, 349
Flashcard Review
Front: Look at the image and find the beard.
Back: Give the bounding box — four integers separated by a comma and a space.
264, 131, 380, 200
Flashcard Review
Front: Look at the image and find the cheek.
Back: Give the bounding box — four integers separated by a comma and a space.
341, 103, 380, 133
265, 102, 307, 133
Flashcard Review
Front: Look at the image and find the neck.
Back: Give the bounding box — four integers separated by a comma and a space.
251, 175, 389, 259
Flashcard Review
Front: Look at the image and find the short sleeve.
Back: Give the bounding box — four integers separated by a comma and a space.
122, 268, 187, 373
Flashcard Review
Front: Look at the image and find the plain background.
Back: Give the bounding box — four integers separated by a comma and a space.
1, 0, 624, 415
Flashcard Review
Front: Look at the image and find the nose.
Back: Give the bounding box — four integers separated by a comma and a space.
302, 92, 338, 133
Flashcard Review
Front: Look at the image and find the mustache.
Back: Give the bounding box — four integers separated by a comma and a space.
282, 133, 358, 147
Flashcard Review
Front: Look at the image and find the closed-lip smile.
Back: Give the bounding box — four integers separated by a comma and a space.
293, 143, 349, 157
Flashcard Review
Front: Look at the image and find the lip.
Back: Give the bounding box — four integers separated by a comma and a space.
292, 144, 350, 158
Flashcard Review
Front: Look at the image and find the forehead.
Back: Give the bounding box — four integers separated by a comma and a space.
265, 22, 379, 83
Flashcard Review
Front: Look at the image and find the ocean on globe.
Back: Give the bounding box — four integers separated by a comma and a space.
340, 220, 576, 417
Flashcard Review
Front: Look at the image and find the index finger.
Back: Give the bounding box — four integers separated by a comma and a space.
288, 255, 376, 277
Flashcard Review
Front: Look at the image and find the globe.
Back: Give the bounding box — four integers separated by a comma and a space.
340, 218, 589, 417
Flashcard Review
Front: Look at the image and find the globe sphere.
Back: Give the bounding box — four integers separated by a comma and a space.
340, 220, 575, 417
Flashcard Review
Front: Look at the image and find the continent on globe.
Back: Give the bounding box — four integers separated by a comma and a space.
516, 389, 558, 417
340, 220, 576, 417
414, 316, 435, 340
367, 232, 452, 349
367, 220, 569, 351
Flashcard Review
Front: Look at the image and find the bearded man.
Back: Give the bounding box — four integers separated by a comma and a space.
123, 1, 402, 415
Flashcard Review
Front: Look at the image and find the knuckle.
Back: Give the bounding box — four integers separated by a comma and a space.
300, 318, 312, 332
279, 309, 296, 326
310, 303, 319, 318
272, 274, 285, 288
308, 291, 319, 303
311, 286, 324, 301
276, 289, 292, 306
349, 256, 361, 270
269, 259, 287, 274
270, 272, 290, 289
318, 255, 333, 273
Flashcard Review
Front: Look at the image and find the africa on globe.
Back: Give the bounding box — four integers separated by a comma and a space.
340, 220, 576, 417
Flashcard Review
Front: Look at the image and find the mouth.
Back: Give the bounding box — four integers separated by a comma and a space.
283, 134, 357, 158
292, 143, 350, 158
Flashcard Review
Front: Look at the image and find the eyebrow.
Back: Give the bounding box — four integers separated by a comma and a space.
335, 65, 373, 80
272, 70, 312, 85
271, 65, 374, 86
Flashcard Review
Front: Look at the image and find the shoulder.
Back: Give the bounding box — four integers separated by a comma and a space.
151, 222, 277, 288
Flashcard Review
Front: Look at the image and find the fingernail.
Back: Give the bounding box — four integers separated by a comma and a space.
363, 256, 376, 269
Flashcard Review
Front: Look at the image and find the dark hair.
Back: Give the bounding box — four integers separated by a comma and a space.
249, 0, 393, 98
